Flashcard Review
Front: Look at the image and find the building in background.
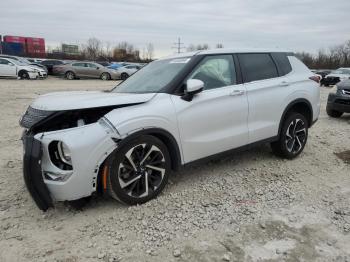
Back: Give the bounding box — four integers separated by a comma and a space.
62, 44, 79, 56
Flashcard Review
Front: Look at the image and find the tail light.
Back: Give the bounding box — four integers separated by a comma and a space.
309, 75, 321, 83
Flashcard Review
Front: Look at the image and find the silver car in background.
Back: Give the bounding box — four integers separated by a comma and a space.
54, 62, 121, 80
113, 64, 142, 80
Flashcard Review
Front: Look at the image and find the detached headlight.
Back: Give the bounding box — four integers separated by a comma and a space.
98, 117, 119, 135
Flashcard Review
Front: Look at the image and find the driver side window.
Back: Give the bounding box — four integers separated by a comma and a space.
187, 55, 236, 90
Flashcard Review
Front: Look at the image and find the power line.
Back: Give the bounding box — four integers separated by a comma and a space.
171, 37, 186, 53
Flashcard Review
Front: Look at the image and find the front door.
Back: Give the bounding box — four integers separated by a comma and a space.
171, 55, 249, 163
0, 59, 17, 77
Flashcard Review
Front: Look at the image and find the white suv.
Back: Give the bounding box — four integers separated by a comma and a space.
20, 48, 320, 210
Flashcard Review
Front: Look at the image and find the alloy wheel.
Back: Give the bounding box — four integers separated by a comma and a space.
117, 143, 166, 198
285, 118, 307, 154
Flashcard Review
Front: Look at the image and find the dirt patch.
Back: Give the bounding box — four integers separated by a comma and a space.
335, 150, 350, 164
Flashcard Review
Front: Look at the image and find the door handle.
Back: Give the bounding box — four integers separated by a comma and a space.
230, 90, 245, 96
280, 81, 289, 87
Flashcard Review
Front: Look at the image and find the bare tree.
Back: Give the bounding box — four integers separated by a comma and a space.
146, 43, 154, 60
83, 37, 102, 60
216, 43, 224, 49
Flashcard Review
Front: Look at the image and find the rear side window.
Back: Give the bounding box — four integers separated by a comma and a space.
72, 63, 86, 67
271, 53, 292, 76
238, 53, 278, 82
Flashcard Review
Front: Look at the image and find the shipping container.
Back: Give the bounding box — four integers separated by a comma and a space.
1, 42, 25, 56
4, 35, 26, 44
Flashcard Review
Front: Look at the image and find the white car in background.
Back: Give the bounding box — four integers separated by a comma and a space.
115, 64, 142, 80
0, 57, 42, 79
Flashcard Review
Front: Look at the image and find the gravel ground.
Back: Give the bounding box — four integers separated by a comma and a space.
0, 77, 349, 262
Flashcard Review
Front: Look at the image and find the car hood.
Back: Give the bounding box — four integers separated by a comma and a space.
31, 91, 157, 111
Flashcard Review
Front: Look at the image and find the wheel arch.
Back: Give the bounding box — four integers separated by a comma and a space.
278, 98, 313, 137
18, 69, 27, 76
115, 128, 182, 171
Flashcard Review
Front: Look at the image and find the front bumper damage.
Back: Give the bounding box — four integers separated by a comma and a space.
23, 134, 53, 211
22, 123, 117, 211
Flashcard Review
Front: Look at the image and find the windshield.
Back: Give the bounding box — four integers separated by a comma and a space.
11, 59, 28, 66
113, 57, 191, 93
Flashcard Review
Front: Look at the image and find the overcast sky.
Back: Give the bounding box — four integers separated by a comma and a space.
1, 0, 350, 57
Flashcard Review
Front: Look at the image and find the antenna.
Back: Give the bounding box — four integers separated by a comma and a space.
171, 37, 185, 53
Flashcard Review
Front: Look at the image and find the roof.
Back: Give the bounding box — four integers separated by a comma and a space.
161, 47, 293, 60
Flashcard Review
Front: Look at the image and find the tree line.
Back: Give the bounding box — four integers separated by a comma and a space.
47, 37, 154, 62
296, 40, 350, 69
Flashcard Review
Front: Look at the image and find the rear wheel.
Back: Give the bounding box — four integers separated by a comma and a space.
65, 71, 75, 80
121, 73, 129, 80
101, 72, 111, 81
271, 112, 308, 159
326, 107, 343, 118
107, 135, 170, 205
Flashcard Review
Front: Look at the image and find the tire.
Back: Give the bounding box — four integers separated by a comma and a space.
19, 70, 29, 79
107, 135, 171, 205
101, 72, 111, 81
326, 107, 343, 118
65, 71, 75, 80
121, 73, 129, 80
271, 112, 308, 159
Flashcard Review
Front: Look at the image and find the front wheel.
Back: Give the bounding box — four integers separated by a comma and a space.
271, 112, 308, 159
107, 135, 171, 205
19, 71, 29, 79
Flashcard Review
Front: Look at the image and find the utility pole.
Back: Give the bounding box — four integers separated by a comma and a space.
171, 37, 185, 53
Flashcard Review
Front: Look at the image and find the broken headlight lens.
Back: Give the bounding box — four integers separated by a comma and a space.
58, 141, 72, 165
98, 117, 119, 135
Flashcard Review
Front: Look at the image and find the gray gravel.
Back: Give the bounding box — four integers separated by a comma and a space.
0, 77, 349, 261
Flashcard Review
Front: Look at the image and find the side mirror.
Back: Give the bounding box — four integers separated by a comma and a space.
96, 67, 100, 70
181, 79, 204, 101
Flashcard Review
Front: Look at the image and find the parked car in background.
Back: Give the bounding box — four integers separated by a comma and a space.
107, 62, 123, 70
326, 79, 350, 118
323, 68, 350, 86
0, 55, 48, 73
96, 61, 111, 67
41, 60, 65, 75
53, 61, 121, 80
0, 57, 43, 79
115, 64, 142, 80
19, 49, 320, 210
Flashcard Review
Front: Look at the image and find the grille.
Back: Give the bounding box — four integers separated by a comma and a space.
326, 77, 340, 82
335, 99, 350, 106
20, 106, 54, 129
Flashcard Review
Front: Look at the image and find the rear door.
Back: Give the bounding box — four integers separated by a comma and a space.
238, 53, 291, 143
0, 58, 17, 77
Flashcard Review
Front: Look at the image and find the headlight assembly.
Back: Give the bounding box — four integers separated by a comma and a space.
98, 117, 120, 136
58, 141, 72, 165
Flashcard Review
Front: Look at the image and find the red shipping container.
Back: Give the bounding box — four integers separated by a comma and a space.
4, 35, 26, 44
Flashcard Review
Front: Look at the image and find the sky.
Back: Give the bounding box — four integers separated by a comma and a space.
1, 0, 350, 58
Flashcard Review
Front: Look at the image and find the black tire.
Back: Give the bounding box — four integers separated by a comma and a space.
326, 107, 343, 118
121, 73, 129, 80
19, 70, 29, 79
101, 72, 111, 81
271, 112, 308, 159
65, 71, 75, 80
107, 135, 171, 205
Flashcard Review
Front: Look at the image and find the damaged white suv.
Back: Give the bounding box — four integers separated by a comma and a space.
20, 49, 320, 211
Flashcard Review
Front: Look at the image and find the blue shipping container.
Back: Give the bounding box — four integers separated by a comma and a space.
1, 42, 25, 56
